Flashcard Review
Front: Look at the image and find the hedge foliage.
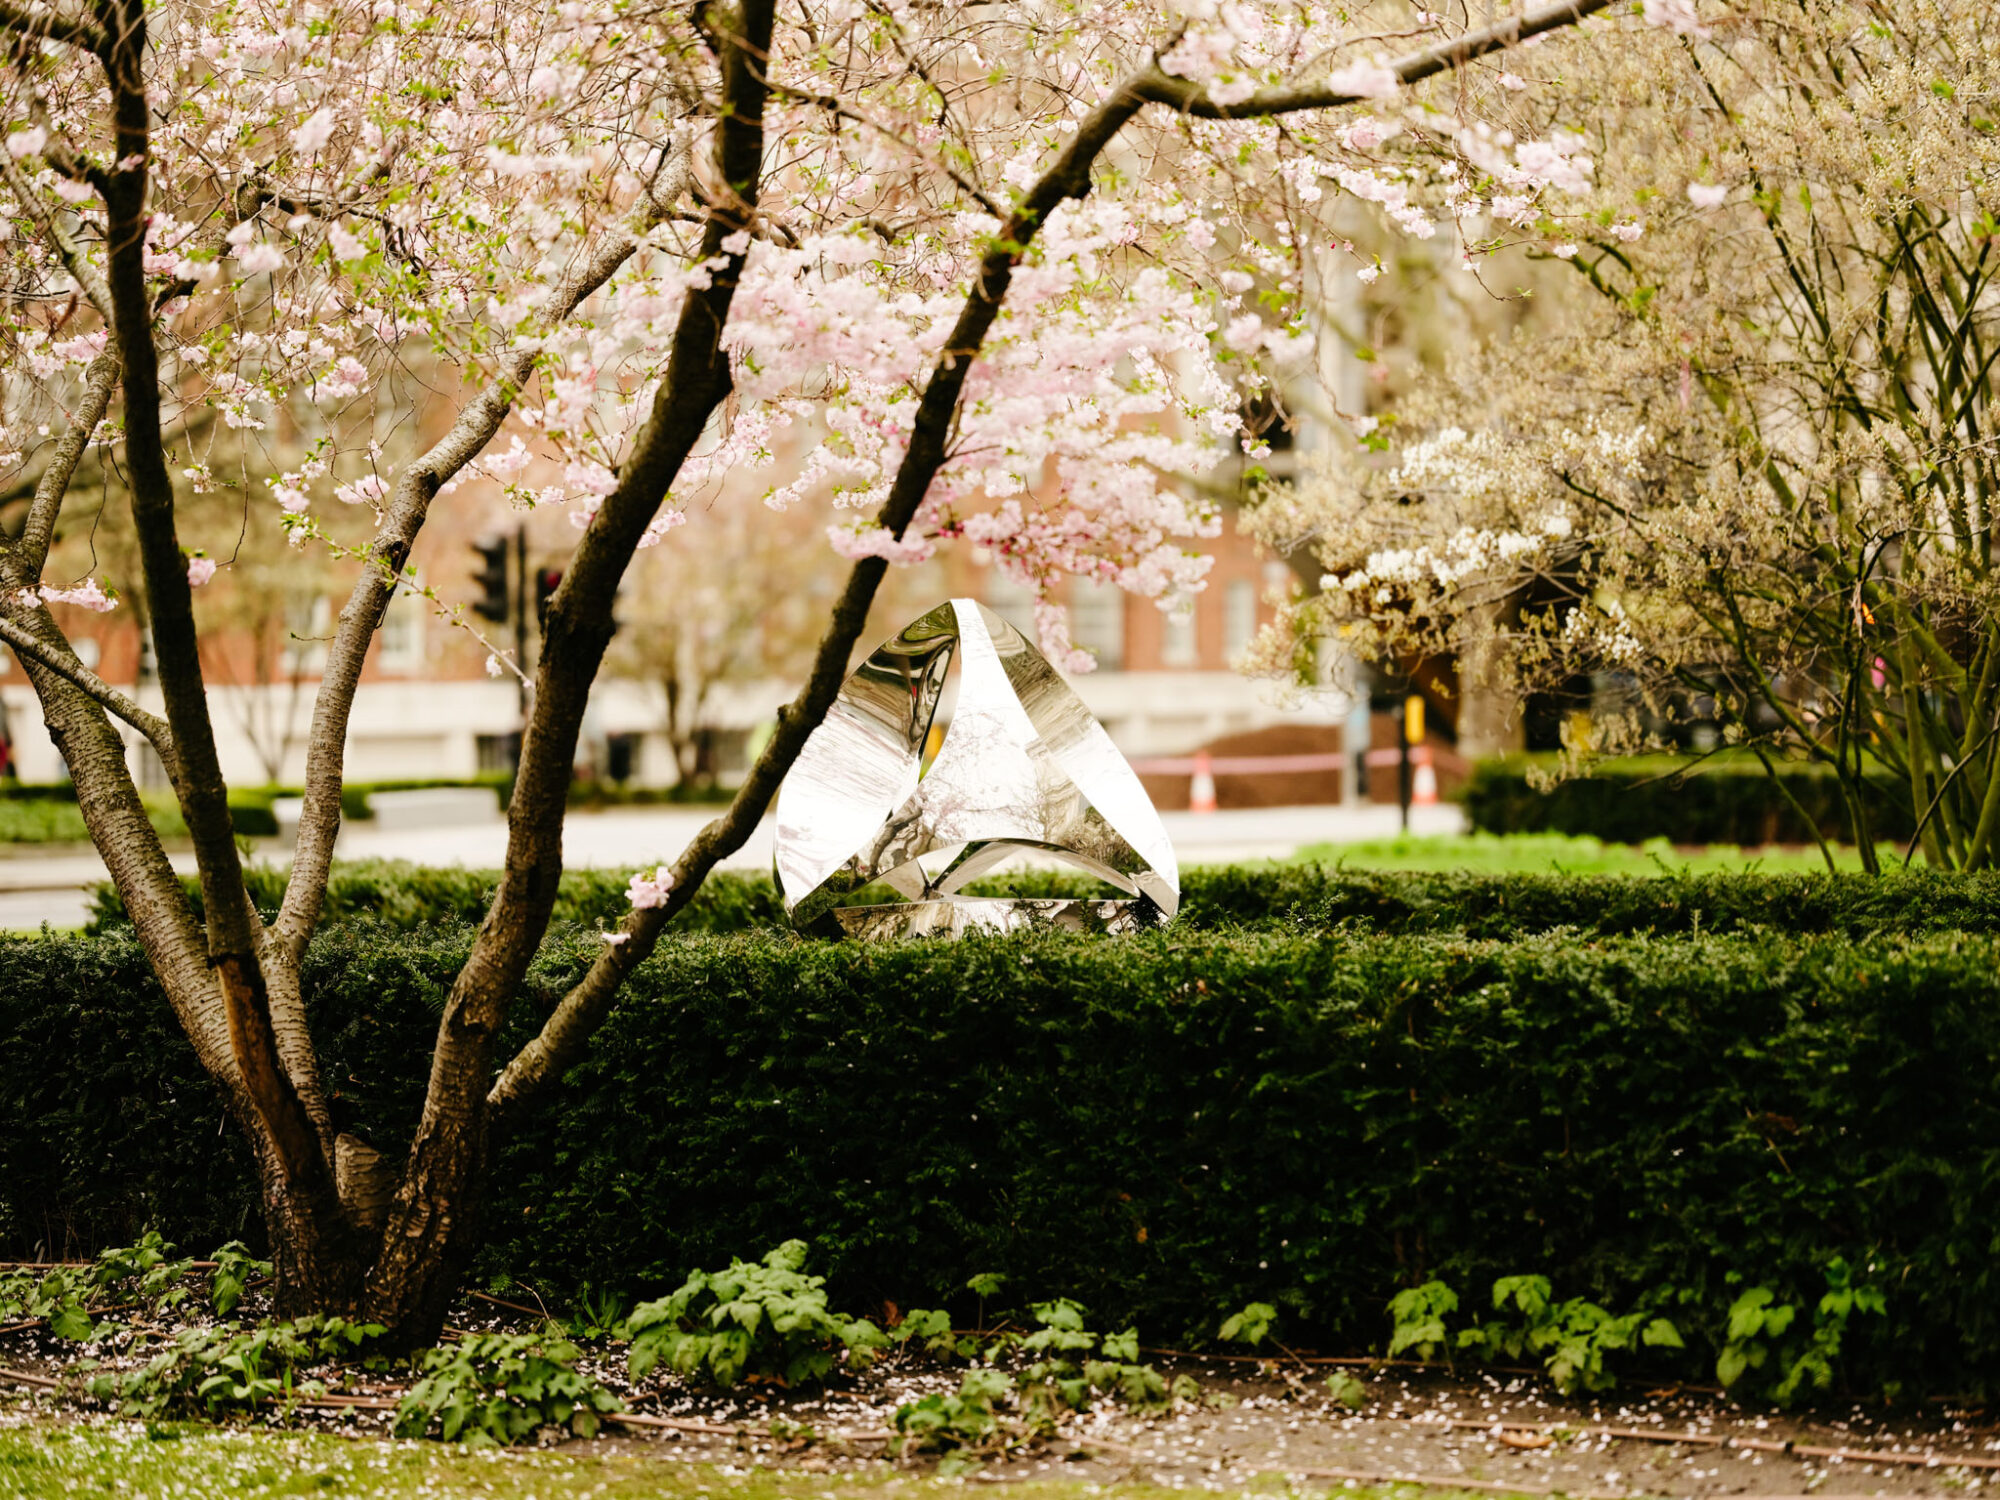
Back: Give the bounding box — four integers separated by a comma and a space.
0, 788, 189, 844
4, 915, 1998, 1397
0, 773, 716, 843
1465, 755, 1917, 846
85, 859, 2000, 941
84, 860, 786, 937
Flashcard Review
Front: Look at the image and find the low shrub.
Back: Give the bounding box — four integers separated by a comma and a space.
395, 1331, 622, 1445
893, 1296, 1195, 1465
620, 1239, 890, 1387
1464, 754, 1917, 846
2, 919, 1998, 1398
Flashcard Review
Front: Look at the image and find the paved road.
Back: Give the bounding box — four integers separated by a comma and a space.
0, 801, 1464, 930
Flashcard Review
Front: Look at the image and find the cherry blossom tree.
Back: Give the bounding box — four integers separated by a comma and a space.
0, 0, 1616, 1341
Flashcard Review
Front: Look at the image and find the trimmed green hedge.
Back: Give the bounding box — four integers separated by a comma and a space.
1465, 756, 1918, 846
85, 860, 2000, 940
3, 920, 1998, 1396
0, 788, 191, 845
84, 861, 785, 937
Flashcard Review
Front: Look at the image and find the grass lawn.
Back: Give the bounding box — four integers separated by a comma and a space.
0, 1416, 1482, 1500
1297, 830, 1897, 876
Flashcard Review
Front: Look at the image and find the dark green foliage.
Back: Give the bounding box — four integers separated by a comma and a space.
83, 859, 2000, 942
4, 916, 1999, 1398
1447, 1275, 1685, 1395
1464, 755, 1917, 846
84, 861, 787, 937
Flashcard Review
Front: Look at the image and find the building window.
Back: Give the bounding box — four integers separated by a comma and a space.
1223, 579, 1258, 661
1161, 600, 1198, 667
476, 732, 521, 774
605, 732, 640, 783
1071, 580, 1125, 670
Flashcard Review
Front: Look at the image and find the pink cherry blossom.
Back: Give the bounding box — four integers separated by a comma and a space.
38, 579, 116, 613
334, 474, 390, 506
187, 556, 218, 587
292, 108, 337, 155
1325, 59, 1401, 99
236, 243, 284, 275
626, 867, 675, 909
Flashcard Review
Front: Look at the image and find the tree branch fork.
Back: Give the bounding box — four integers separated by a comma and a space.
0, 0, 1620, 1329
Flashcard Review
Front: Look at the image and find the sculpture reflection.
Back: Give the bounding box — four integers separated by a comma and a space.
774, 599, 1180, 938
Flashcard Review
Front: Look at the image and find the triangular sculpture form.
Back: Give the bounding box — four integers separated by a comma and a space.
774, 599, 1180, 938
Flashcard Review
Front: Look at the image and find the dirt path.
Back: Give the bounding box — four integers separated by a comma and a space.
540, 1359, 1995, 1497
6, 1313, 1995, 1496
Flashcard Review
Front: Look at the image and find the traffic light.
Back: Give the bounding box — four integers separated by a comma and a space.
470, 537, 509, 623
1404, 694, 1425, 745
535, 567, 563, 629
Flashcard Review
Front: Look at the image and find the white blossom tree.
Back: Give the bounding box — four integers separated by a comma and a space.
0, 0, 1619, 1340
1255, 0, 1998, 871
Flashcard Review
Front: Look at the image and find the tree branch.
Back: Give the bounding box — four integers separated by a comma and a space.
1133, 0, 1618, 117
764, 79, 1003, 217
0, 154, 114, 319
8, 350, 119, 577
0, 0, 101, 48
488, 1, 1607, 1115
0, 610, 176, 761
93, 0, 338, 1216
152, 149, 405, 311
362, 3, 769, 1332
272, 152, 693, 959
488, 75, 1158, 1116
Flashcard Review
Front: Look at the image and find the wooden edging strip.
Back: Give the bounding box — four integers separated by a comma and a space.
1255, 1465, 1635, 1500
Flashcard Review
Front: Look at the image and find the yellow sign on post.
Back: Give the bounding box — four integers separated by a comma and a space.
1404, 694, 1425, 745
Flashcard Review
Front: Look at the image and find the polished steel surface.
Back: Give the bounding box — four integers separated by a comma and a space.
832, 897, 1160, 940
774, 598, 1180, 934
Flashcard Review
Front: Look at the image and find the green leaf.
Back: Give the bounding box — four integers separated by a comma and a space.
1716, 1346, 1751, 1388
1217, 1302, 1276, 1347
1726, 1287, 1776, 1341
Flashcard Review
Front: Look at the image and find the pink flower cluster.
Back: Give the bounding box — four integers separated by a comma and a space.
626, 866, 676, 910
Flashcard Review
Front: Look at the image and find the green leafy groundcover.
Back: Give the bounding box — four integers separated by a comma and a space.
3, 910, 1999, 1398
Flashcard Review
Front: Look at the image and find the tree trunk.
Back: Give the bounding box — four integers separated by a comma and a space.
250, 1119, 372, 1318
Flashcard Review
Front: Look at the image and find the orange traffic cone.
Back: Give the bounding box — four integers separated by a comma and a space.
1189, 750, 1218, 814
1412, 759, 1439, 806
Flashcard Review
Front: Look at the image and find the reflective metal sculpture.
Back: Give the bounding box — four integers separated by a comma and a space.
774, 599, 1180, 938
